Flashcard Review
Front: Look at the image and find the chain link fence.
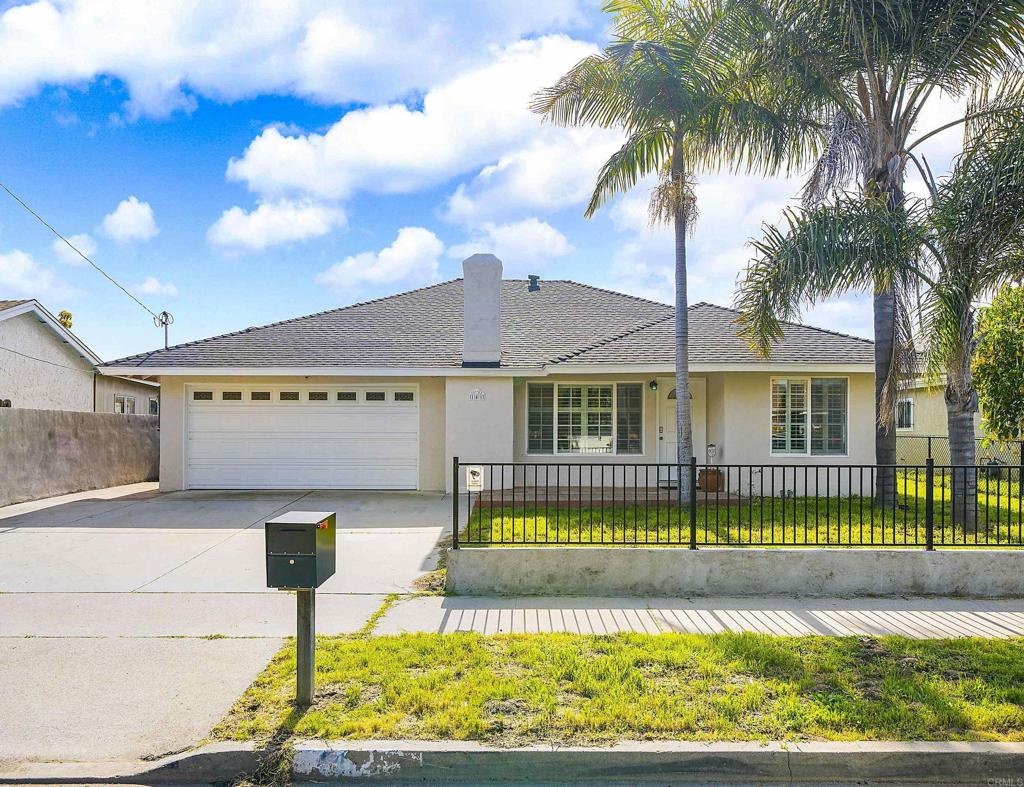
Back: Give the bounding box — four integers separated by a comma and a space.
896, 435, 1024, 466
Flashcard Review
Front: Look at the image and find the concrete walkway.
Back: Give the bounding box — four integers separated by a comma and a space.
0, 483, 449, 769
378, 595, 1024, 638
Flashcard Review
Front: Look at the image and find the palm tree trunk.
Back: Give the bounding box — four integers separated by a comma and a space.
868, 164, 903, 507
873, 288, 898, 506
945, 339, 979, 533
673, 154, 694, 498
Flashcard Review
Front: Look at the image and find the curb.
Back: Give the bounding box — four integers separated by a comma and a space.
293, 740, 1024, 783
0, 742, 261, 784
3, 739, 1023, 784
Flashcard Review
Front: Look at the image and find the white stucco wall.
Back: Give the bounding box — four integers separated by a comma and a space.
719, 371, 875, 465
156, 375, 445, 492
446, 376, 514, 491
0, 312, 94, 411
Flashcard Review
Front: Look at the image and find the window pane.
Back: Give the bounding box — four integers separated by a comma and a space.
280, 391, 300, 401
149, 398, 159, 415
527, 384, 553, 454
394, 391, 414, 402
308, 391, 328, 401
337, 391, 356, 401
616, 383, 643, 454
192, 391, 213, 401
365, 391, 385, 401
810, 378, 847, 455
772, 379, 807, 453
251, 391, 271, 401
896, 400, 913, 430
125, 397, 136, 415
222, 391, 242, 401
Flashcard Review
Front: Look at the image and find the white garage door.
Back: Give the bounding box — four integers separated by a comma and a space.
185, 384, 419, 489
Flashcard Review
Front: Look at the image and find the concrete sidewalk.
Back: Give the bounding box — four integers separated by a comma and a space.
378, 594, 1024, 638
0, 483, 448, 769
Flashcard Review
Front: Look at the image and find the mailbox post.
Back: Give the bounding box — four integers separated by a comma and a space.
265, 510, 336, 707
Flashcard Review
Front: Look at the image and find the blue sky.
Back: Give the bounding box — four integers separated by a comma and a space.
0, 1, 965, 361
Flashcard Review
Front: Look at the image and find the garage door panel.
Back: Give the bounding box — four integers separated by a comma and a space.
187, 436, 419, 461
186, 386, 419, 489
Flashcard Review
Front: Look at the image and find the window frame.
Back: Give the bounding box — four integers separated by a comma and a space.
149, 397, 159, 415
769, 376, 850, 458
896, 397, 914, 431
115, 394, 138, 414
525, 381, 644, 456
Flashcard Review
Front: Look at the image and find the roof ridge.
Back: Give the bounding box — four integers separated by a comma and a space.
696, 301, 874, 346
548, 313, 676, 364
109, 278, 462, 365
556, 280, 674, 311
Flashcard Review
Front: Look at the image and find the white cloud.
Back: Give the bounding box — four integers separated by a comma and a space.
315, 227, 443, 293
445, 127, 622, 225
449, 219, 573, 272
207, 199, 346, 253
0, 249, 57, 295
52, 233, 96, 265
100, 196, 159, 242
0, 1, 591, 119
226, 36, 598, 200
135, 276, 178, 297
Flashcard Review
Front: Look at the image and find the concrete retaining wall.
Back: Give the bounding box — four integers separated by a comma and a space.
0, 408, 159, 506
447, 547, 1024, 598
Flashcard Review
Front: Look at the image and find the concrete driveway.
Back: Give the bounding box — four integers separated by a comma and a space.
0, 483, 449, 768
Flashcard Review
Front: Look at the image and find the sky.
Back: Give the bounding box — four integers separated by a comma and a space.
0, 0, 968, 362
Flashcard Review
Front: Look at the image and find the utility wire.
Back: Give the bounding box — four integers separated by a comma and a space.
0, 181, 159, 319
0, 344, 96, 375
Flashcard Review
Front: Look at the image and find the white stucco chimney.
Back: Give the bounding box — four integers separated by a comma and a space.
462, 253, 502, 366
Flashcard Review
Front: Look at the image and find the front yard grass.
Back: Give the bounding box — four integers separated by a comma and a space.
464, 475, 1023, 546
215, 632, 1024, 745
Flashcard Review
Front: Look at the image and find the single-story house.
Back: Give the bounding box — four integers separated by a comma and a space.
0, 299, 158, 414
101, 255, 876, 492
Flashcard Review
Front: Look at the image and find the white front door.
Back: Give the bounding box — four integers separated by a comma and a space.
658, 377, 707, 465
185, 384, 419, 489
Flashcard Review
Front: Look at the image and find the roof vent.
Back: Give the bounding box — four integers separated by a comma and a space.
527, 274, 540, 292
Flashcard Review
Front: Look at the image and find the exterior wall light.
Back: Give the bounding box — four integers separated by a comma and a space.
648, 380, 658, 391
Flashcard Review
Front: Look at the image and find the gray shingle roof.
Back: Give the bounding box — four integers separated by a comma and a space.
0, 299, 28, 312
106, 280, 873, 369
559, 303, 874, 365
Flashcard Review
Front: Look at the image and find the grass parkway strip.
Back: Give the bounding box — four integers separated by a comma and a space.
214, 630, 1024, 745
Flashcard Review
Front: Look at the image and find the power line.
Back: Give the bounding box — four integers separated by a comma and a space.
0, 181, 163, 321
0, 344, 96, 375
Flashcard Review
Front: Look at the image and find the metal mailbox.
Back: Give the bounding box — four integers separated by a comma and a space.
265, 510, 336, 589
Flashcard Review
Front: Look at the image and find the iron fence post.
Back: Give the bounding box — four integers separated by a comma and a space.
689, 456, 697, 549
451, 456, 460, 550
925, 457, 934, 551
927, 436, 932, 460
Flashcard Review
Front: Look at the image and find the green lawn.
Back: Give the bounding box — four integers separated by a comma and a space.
215, 632, 1024, 744
464, 474, 1023, 547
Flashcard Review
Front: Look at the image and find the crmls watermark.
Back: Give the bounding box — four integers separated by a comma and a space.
987, 779, 1024, 787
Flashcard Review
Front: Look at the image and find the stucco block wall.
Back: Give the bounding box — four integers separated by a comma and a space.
0, 408, 159, 506
0, 313, 94, 411
447, 376, 513, 491
156, 375, 445, 492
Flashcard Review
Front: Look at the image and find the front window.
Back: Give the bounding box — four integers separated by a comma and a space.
528, 383, 642, 455
896, 398, 914, 430
772, 378, 847, 455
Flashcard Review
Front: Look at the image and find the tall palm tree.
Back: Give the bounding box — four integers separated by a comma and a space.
737, 89, 1024, 529
532, 0, 798, 489
734, 0, 1024, 503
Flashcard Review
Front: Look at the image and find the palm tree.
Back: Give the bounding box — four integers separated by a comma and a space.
733, 0, 1024, 504
532, 0, 799, 490
737, 90, 1024, 529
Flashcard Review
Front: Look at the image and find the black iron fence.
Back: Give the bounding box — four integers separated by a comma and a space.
896, 435, 1024, 466
452, 458, 1023, 549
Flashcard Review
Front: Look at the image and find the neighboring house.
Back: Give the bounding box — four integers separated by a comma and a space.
102, 255, 876, 493
0, 299, 159, 414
